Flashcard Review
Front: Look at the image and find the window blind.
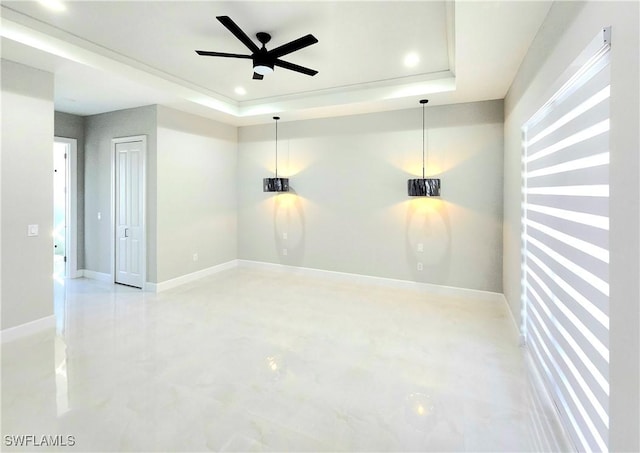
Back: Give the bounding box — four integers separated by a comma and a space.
522, 28, 611, 453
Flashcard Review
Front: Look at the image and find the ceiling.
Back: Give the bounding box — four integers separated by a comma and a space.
0, 1, 552, 126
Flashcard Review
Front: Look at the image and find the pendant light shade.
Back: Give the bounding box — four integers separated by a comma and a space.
408, 99, 440, 197
407, 178, 440, 196
263, 177, 289, 192
263, 116, 289, 192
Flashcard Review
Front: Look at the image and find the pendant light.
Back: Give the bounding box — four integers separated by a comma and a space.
263, 116, 289, 192
408, 99, 440, 197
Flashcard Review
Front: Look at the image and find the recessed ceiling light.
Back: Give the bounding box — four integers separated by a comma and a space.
404, 52, 420, 68
235, 86, 247, 96
37, 0, 66, 12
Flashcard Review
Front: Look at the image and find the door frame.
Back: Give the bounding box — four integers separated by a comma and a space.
110, 135, 147, 289
54, 136, 78, 278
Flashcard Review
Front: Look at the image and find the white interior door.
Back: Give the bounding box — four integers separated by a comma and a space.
115, 140, 144, 288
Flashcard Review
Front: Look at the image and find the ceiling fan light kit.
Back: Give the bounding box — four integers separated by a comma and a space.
196, 16, 318, 80
408, 99, 441, 197
263, 116, 290, 193
254, 64, 274, 76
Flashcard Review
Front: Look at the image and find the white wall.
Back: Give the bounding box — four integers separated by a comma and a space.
80, 105, 237, 285
238, 101, 504, 292
155, 106, 238, 282
1, 60, 54, 330
83, 105, 158, 280
503, 2, 639, 450
54, 111, 85, 270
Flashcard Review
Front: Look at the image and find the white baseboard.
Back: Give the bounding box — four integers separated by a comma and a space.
1, 315, 55, 343
522, 347, 576, 451
147, 260, 238, 292
78, 269, 111, 282
501, 293, 526, 346
237, 260, 504, 303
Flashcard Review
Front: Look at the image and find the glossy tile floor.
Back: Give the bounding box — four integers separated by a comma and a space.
2, 268, 572, 451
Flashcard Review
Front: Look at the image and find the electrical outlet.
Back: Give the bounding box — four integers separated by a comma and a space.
283, 232, 288, 240
417, 243, 424, 252
283, 248, 288, 256
97, 212, 101, 220
417, 262, 423, 271
193, 253, 198, 262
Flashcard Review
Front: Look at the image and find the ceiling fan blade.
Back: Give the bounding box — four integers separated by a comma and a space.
195, 50, 252, 59
216, 16, 260, 53
268, 34, 318, 59
253, 72, 264, 80
274, 59, 318, 76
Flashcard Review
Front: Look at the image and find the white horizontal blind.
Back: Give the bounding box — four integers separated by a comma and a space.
522, 28, 611, 453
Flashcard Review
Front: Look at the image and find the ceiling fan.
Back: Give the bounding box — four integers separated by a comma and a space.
196, 16, 319, 80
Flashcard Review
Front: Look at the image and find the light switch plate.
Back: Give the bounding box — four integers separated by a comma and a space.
27, 224, 39, 236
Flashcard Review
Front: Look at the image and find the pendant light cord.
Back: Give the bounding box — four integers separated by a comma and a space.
274, 117, 279, 178
422, 101, 426, 179
419, 99, 429, 180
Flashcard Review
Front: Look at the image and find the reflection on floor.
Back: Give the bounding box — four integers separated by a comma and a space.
2, 268, 572, 451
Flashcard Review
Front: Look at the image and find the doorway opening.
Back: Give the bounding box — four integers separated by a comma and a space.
53, 137, 78, 282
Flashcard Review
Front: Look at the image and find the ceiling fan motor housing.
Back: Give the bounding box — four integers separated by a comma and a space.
253, 50, 275, 75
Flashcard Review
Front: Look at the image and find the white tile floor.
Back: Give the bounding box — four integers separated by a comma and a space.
2, 268, 572, 451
